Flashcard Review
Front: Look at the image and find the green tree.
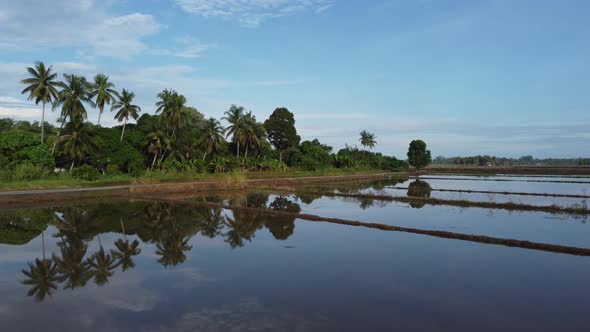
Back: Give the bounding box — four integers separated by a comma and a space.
89, 73, 117, 126
20, 62, 60, 143
58, 121, 97, 171
144, 130, 169, 169
222, 105, 246, 157
112, 89, 141, 142
264, 107, 300, 163
359, 130, 377, 150
199, 117, 225, 160
407, 139, 432, 171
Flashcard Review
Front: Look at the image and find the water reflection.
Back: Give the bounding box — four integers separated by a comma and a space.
407, 180, 432, 209
9, 195, 302, 302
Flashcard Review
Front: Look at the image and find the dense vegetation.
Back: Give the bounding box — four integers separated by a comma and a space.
0, 61, 410, 184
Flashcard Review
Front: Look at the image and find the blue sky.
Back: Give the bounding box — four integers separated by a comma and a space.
0, 0, 589, 158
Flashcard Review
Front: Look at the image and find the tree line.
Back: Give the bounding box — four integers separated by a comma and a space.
0, 61, 435, 181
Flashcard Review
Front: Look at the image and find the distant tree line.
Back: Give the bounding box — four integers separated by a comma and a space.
432, 155, 590, 166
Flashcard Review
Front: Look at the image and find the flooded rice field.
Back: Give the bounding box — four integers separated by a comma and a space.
1, 174, 590, 331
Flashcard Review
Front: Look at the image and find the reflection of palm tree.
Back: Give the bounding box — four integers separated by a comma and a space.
21, 232, 60, 301
359, 197, 375, 210
52, 207, 93, 289
155, 233, 192, 267
54, 240, 91, 290
199, 208, 224, 238
223, 214, 251, 248
113, 219, 141, 271
88, 235, 119, 286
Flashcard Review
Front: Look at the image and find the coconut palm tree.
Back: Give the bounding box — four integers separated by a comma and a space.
144, 130, 169, 169
222, 105, 246, 157
199, 117, 225, 160
51, 74, 93, 154
89, 73, 116, 126
112, 89, 141, 142
359, 130, 377, 150
21, 232, 60, 302
58, 120, 97, 171
156, 89, 188, 138
113, 219, 141, 271
20, 62, 60, 143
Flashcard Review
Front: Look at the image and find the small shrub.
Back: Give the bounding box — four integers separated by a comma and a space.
162, 160, 188, 173
70, 165, 101, 181
188, 159, 207, 173
218, 172, 247, 189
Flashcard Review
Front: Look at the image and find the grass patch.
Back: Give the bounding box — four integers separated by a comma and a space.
0, 167, 397, 192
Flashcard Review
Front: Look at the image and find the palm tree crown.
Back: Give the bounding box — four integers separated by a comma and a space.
222, 105, 246, 157
112, 89, 141, 142
359, 130, 377, 150
89, 73, 117, 126
200, 117, 225, 160
20, 62, 60, 143
53, 74, 93, 124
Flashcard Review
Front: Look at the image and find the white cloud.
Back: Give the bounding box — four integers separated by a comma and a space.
174, 0, 335, 27
152, 36, 215, 58
0, 96, 21, 103
0, 1, 160, 58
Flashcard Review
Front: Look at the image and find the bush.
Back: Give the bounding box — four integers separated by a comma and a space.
301, 156, 322, 171
7, 163, 51, 181
188, 159, 207, 173
70, 165, 101, 181
127, 159, 145, 177
19, 145, 55, 169
161, 160, 188, 173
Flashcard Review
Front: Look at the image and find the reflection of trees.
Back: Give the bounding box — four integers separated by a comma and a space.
0, 209, 50, 245
88, 235, 119, 286
155, 231, 192, 267
53, 239, 91, 290
265, 196, 300, 240
198, 207, 224, 238
21, 232, 60, 302
223, 214, 253, 249
407, 180, 432, 209
143, 202, 194, 267
113, 219, 141, 271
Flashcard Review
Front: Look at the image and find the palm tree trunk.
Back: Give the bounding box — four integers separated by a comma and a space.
203, 151, 207, 160
51, 119, 66, 155
41, 231, 46, 261
237, 142, 240, 158
120, 218, 126, 240
245, 145, 248, 158
98, 106, 103, 126
70, 160, 75, 172
151, 153, 158, 170
279, 150, 282, 163
41, 102, 45, 144
120, 118, 127, 142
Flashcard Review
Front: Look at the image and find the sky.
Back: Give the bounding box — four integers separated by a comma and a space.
0, 0, 589, 158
